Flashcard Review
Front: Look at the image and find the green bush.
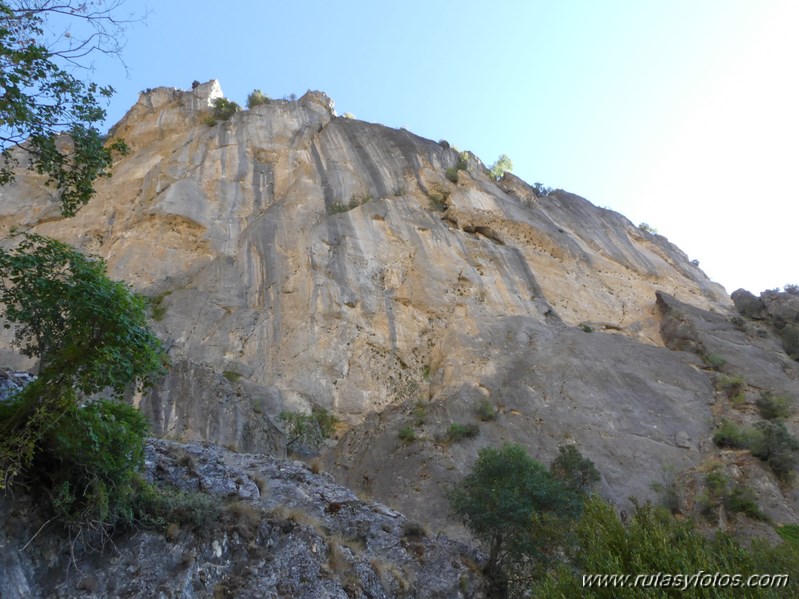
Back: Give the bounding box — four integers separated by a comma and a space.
713, 420, 761, 450
534, 496, 799, 598
36, 399, 149, 541
782, 325, 799, 361
700, 468, 765, 521
549, 445, 601, 494
750, 421, 799, 481
210, 97, 240, 122
726, 485, 766, 520
638, 222, 658, 235
398, 425, 417, 443
279, 406, 337, 452
716, 374, 745, 398
488, 154, 513, 180
134, 479, 220, 531
246, 89, 270, 108
532, 182, 553, 197
447, 423, 479, 442
149, 290, 172, 321
757, 392, 795, 420
713, 420, 798, 481
476, 399, 497, 421
413, 401, 427, 426
223, 370, 242, 383
445, 151, 470, 183
703, 353, 726, 371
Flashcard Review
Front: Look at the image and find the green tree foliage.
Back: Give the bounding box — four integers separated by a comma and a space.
0, 1, 132, 216
448, 444, 583, 581
246, 89, 271, 109
42, 399, 149, 546
0, 232, 166, 489
279, 406, 337, 453
535, 496, 799, 598
550, 444, 601, 494
488, 154, 513, 180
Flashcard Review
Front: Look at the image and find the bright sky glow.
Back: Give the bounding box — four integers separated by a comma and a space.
79, 0, 796, 294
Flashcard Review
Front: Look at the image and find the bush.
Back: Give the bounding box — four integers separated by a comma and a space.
703, 353, 726, 371
398, 425, 417, 443
412, 402, 427, 426
700, 468, 765, 521
134, 479, 220, 532
211, 97, 240, 121
549, 445, 601, 494
534, 496, 799, 598
716, 374, 745, 399
713, 420, 761, 450
488, 154, 513, 180
447, 423, 479, 442
445, 151, 470, 183
757, 392, 795, 420
279, 406, 337, 453
750, 421, 799, 481
713, 420, 798, 480
782, 325, 799, 361
38, 399, 148, 544
448, 444, 583, 582
476, 399, 497, 421
532, 182, 553, 197
638, 222, 658, 235
246, 89, 270, 108
784, 284, 799, 296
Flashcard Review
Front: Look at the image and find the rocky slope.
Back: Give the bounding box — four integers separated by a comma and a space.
0, 80, 796, 542
1, 439, 486, 598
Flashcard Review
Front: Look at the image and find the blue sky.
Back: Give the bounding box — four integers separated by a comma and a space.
70, 0, 795, 294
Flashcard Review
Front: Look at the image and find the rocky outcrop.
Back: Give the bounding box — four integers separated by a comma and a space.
1, 81, 795, 542
732, 288, 799, 360
0, 439, 487, 598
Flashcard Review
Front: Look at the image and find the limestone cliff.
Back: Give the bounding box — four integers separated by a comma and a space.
1, 81, 796, 539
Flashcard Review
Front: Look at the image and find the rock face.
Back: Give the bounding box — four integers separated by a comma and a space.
0, 439, 486, 598
1, 81, 796, 537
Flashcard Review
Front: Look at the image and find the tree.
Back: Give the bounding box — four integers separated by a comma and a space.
532, 182, 553, 197
0, 232, 166, 488
448, 444, 583, 584
489, 153, 513, 180
0, 0, 135, 216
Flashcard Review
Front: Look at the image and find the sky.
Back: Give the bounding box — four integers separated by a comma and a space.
53, 0, 797, 294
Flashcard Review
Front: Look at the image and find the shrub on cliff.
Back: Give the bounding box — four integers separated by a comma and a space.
208, 97, 240, 124
549, 445, 601, 494
246, 89, 271, 108
534, 496, 799, 598
0, 232, 166, 544
488, 154, 513, 180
